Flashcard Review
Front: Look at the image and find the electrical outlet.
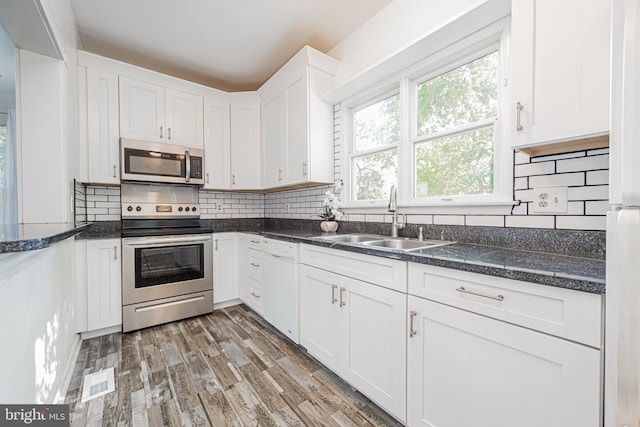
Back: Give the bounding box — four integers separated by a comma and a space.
285, 203, 290, 212
531, 187, 568, 213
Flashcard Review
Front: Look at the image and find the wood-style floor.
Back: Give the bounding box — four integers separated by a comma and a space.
65, 304, 403, 426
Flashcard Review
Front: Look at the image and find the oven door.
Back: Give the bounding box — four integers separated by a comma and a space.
122, 234, 213, 305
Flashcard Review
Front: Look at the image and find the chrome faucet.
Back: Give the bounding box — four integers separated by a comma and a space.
388, 185, 405, 238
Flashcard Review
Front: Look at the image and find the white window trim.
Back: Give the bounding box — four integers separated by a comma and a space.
339, 17, 515, 214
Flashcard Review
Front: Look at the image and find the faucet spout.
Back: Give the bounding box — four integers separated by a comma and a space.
388, 185, 405, 237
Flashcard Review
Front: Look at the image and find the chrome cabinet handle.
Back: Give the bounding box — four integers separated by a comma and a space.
160, 126, 163, 138
409, 310, 417, 337
113, 246, 118, 260
331, 284, 338, 304
516, 102, 524, 131
250, 240, 260, 244
456, 286, 504, 301
215, 239, 219, 250
112, 164, 117, 178
250, 262, 260, 267
250, 292, 261, 298
206, 172, 210, 184
168, 127, 171, 139
302, 161, 308, 176
339, 287, 346, 307
278, 169, 283, 181
232, 174, 236, 185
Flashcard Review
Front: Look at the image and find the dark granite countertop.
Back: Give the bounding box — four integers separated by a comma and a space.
0, 222, 90, 253
71, 218, 607, 295
247, 230, 606, 295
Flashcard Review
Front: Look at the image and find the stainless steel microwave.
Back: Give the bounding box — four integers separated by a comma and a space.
120, 138, 204, 185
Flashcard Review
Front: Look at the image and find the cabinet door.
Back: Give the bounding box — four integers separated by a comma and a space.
86, 68, 120, 184
299, 265, 341, 372
510, 0, 610, 148
340, 276, 407, 423
285, 75, 308, 184
165, 88, 204, 148
86, 239, 122, 331
407, 295, 601, 427
119, 77, 165, 143
262, 94, 285, 188
230, 94, 261, 190
203, 97, 231, 189
213, 234, 238, 303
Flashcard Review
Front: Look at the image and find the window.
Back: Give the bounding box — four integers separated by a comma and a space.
413, 51, 498, 199
351, 93, 399, 201
342, 22, 510, 210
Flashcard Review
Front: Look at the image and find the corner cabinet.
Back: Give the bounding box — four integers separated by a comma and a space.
229, 92, 261, 190
78, 66, 120, 184
510, 0, 610, 155
119, 76, 204, 148
259, 46, 338, 189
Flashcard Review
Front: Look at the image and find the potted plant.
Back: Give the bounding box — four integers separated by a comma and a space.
318, 189, 343, 233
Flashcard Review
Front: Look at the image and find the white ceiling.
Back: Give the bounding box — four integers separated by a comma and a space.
70, 0, 394, 92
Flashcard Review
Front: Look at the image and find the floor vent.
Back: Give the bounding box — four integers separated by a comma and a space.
81, 367, 115, 402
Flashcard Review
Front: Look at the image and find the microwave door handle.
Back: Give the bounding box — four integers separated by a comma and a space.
185, 150, 191, 183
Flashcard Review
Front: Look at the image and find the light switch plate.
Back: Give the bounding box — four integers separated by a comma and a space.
532, 187, 568, 213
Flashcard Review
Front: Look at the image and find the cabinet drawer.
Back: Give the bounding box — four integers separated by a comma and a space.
408, 263, 602, 348
301, 244, 407, 293
247, 248, 262, 281
247, 277, 263, 315
262, 238, 298, 259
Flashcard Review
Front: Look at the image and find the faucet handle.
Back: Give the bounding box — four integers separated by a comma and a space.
418, 226, 424, 241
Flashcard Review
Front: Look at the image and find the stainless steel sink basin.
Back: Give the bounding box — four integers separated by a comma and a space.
315, 233, 454, 252
362, 238, 455, 251
315, 234, 386, 243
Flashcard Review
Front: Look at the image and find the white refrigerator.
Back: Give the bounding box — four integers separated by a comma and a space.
605, 0, 640, 425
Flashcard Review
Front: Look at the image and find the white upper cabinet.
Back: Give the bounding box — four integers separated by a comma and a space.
510, 0, 610, 154
259, 46, 338, 189
119, 76, 204, 148
80, 66, 120, 184
203, 97, 231, 189
229, 92, 261, 190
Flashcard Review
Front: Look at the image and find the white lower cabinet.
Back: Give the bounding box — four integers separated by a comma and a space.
299, 264, 407, 423
237, 234, 263, 315
213, 233, 238, 304
85, 239, 122, 331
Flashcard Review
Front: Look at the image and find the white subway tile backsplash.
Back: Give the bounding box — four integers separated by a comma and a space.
514, 152, 530, 165
505, 215, 555, 229
529, 172, 585, 188
514, 161, 555, 177
555, 216, 606, 231
585, 200, 611, 216
556, 154, 609, 173
465, 216, 504, 227
530, 151, 585, 162
586, 170, 609, 185
514, 177, 528, 190
568, 185, 609, 201
433, 215, 465, 226
587, 148, 609, 156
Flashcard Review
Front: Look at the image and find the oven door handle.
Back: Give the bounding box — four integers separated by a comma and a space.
123, 235, 212, 246
185, 150, 191, 183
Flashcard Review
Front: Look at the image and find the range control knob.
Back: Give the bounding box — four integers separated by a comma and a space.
127, 205, 133, 212
178, 207, 183, 212
135, 206, 142, 212
185, 207, 190, 212
192, 207, 197, 212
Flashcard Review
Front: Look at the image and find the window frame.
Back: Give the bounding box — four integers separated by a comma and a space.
340, 19, 513, 213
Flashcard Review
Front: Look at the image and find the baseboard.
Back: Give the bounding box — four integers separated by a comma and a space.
80, 325, 122, 340
213, 298, 241, 310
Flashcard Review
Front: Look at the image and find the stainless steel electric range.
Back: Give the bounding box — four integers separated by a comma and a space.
120, 183, 213, 332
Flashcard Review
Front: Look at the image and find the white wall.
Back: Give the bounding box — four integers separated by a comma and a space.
0, 239, 80, 403
328, 0, 496, 87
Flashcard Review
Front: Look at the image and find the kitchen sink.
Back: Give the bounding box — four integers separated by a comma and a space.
315, 234, 386, 243
362, 238, 454, 251
315, 233, 454, 252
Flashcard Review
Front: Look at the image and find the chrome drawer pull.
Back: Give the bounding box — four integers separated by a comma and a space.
250, 262, 260, 267
456, 286, 504, 301
409, 310, 417, 337
516, 102, 524, 131
339, 287, 346, 307
331, 284, 338, 304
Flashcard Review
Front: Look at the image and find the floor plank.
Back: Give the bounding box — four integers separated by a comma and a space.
66, 305, 402, 426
